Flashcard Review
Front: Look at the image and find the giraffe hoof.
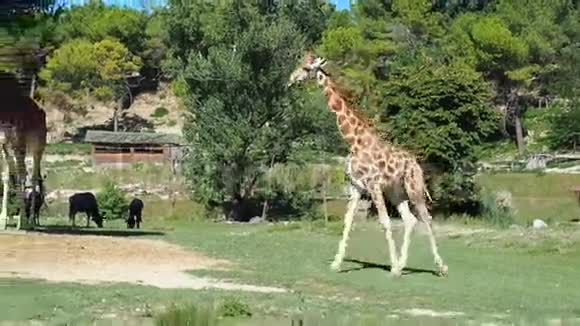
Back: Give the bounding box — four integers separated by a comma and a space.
438, 265, 449, 277
330, 261, 341, 272
390, 267, 402, 278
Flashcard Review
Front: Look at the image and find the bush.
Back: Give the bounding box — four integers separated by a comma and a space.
151, 106, 170, 118
155, 304, 217, 326
96, 182, 128, 220
479, 190, 515, 228
547, 105, 580, 150
45, 143, 92, 155
427, 166, 481, 216
217, 297, 252, 318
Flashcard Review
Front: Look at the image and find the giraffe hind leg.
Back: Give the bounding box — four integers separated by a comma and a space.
0, 145, 9, 229
405, 165, 448, 277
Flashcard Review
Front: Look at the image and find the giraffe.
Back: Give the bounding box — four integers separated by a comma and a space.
0, 71, 47, 230
287, 53, 448, 277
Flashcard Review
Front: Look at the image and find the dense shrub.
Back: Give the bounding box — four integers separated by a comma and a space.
96, 182, 128, 220
155, 304, 217, 326
151, 106, 169, 118
478, 190, 515, 228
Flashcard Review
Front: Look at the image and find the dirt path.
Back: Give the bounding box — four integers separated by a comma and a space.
0, 232, 286, 293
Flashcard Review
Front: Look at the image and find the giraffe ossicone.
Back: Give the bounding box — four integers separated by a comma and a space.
288, 52, 448, 278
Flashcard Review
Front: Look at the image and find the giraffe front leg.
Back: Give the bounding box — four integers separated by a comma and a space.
0, 148, 9, 229
330, 186, 361, 271
14, 148, 30, 230
371, 185, 400, 277
393, 200, 418, 276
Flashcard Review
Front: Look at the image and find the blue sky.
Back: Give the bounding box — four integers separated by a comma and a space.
334, 0, 351, 10
61, 0, 351, 11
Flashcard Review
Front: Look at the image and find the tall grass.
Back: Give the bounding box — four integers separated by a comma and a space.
155, 304, 218, 326
479, 190, 515, 228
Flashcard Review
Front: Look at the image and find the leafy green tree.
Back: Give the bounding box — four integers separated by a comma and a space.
443, 1, 577, 154
165, 2, 334, 220
546, 43, 580, 150
380, 53, 500, 211
97, 181, 128, 220
54, 1, 147, 55
391, 0, 445, 39
279, 0, 335, 47
39, 38, 142, 130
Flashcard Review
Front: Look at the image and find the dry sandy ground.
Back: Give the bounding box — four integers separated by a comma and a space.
0, 232, 286, 293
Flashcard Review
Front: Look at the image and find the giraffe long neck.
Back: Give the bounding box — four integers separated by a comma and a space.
320, 78, 371, 148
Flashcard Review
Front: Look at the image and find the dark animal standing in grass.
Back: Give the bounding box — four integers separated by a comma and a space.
68, 192, 103, 228
24, 187, 44, 226
127, 198, 143, 229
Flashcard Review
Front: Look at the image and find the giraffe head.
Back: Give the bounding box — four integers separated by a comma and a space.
287, 51, 328, 87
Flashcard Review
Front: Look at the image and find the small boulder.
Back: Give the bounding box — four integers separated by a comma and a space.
248, 216, 265, 224
532, 219, 548, 229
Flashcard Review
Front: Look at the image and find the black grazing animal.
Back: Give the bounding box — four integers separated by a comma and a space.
24, 188, 44, 226
127, 198, 144, 229
68, 192, 103, 228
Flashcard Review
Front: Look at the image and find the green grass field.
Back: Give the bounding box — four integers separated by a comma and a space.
2, 218, 580, 325
2, 170, 580, 325
478, 173, 580, 224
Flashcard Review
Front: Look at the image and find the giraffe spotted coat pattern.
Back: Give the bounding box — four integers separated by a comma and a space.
288, 52, 447, 277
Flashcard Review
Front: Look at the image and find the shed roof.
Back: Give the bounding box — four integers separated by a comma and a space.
84, 130, 184, 145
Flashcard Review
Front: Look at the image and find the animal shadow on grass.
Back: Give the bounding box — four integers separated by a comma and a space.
32, 225, 164, 237
338, 258, 438, 276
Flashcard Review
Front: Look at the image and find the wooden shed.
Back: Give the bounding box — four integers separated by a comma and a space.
84, 130, 184, 167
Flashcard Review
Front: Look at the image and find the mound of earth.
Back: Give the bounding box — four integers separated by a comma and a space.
0, 232, 285, 293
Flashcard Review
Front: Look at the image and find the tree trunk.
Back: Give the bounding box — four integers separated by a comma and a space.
113, 106, 119, 132
515, 114, 525, 155
261, 199, 268, 220
29, 74, 36, 98
322, 179, 328, 223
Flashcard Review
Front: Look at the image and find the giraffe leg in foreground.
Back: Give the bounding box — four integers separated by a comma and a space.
405, 164, 448, 277
30, 150, 43, 228
392, 200, 418, 275
0, 145, 9, 229
370, 185, 400, 277
330, 186, 361, 271
416, 202, 448, 276
15, 147, 29, 230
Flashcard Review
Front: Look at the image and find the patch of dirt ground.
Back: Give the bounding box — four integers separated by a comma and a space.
0, 232, 286, 293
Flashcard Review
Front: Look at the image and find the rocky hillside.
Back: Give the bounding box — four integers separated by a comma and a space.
41, 83, 184, 143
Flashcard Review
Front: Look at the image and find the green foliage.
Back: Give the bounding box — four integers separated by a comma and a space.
547, 106, 580, 150
165, 2, 333, 218
151, 107, 170, 118
96, 182, 127, 220
546, 43, 580, 150
217, 297, 252, 318
0, 10, 59, 72
319, 27, 364, 61
279, 0, 335, 47
381, 55, 499, 169
391, 0, 444, 38
379, 54, 499, 211
54, 1, 147, 55
45, 143, 92, 155
478, 190, 516, 228
39, 38, 142, 102
429, 169, 482, 214
155, 303, 217, 326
